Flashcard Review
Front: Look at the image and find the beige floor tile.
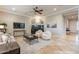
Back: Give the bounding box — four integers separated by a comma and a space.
15, 34, 79, 54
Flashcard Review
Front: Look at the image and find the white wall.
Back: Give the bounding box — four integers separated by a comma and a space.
0, 11, 47, 35
0, 11, 28, 35
0, 11, 66, 36
47, 14, 66, 35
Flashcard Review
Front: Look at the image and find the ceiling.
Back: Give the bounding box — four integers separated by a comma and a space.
0, 5, 78, 17
63, 8, 78, 20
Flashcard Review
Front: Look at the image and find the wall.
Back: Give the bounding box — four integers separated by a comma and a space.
77, 8, 79, 36
47, 14, 66, 35
0, 11, 47, 35
0, 11, 67, 36
0, 11, 28, 35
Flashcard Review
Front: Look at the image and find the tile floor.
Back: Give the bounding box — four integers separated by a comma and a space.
15, 34, 79, 54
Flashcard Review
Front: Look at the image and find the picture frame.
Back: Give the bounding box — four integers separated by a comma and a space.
51, 24, 57, 28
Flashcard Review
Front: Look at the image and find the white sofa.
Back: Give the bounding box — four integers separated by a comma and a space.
42, 30, 52, 40
35, 30, 52, 40
35, 30, 43, 38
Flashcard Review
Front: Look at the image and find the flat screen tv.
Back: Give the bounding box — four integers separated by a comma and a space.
13, 22, 25, 29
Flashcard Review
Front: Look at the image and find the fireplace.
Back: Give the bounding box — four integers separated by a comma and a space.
31, 25, 44, 34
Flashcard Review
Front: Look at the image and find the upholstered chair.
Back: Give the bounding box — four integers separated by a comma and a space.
42, 30, 52, 40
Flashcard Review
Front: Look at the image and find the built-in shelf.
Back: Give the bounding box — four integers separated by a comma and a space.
13, 29, 25, 37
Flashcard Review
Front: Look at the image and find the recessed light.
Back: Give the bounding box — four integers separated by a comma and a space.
54, 8, 57, 11
12, 8, 15, 11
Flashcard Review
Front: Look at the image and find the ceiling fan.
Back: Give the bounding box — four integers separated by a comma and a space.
33, 7, 43, 14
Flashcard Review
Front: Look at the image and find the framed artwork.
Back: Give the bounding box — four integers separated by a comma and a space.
47, 24, 57, 28
51, 24, 57, 28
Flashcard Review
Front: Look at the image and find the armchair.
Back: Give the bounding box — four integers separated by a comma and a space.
42, 30, 52, 40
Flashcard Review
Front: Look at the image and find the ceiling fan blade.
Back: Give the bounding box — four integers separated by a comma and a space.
33, 7, 43, 14
39, 9, 43, 11
38, 12, 42, 14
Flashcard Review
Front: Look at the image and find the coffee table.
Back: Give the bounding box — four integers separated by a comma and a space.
24, 35, 38, 44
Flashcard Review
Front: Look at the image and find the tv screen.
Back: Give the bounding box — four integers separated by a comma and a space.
13, 22, 25, 29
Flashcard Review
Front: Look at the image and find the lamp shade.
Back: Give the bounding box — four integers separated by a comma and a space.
0, 25, 4, 29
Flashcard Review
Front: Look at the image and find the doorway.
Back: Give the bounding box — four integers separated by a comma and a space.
63, 8, 78, 35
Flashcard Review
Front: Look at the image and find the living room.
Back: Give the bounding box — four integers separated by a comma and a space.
0, 5, 79, 54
